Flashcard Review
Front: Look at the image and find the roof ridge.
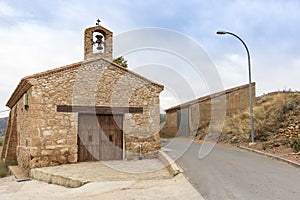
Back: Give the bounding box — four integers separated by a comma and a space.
101, 57, 164, 89
165, 83, 255, 111
23, 61, 83, 80
6, 57, 164, 108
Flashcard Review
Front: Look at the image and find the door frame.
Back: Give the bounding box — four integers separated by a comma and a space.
77, 113, 124, 161
57, 105, 143, 161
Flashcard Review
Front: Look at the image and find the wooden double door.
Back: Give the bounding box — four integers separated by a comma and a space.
78, 114, 123, 161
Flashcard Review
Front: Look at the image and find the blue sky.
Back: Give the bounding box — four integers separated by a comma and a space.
1, 0, 300, 117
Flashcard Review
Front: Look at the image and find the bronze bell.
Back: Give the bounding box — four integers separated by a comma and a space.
94, 35, 103, 50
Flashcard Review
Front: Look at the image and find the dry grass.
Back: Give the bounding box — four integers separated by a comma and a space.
0, 161, 8, 178
197, 92, 300, 144
194, 91, 300, 163
231, 92, 298, 141
0, 137, 9, 178
0, 137, 4, 147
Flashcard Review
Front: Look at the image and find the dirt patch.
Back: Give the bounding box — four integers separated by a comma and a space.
237, 141, 300, 164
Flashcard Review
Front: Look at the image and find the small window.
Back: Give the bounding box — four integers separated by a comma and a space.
25, 138, 29, 147
88, 135, 93, 142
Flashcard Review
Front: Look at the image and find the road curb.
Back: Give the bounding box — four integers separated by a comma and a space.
158, 150, 183, 176
239, 145, 300, 169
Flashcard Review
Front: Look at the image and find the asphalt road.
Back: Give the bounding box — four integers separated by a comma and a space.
162, 139, 300, 200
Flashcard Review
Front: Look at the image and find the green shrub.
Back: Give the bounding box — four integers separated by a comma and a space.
290, 137, 300, 153
262, 143, 268, 150
0, 160, 9, 178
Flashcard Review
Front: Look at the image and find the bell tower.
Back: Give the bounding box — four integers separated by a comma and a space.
84, 19, 113, 60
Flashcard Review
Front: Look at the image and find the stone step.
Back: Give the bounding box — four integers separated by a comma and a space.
29, 159, 172, 188
30, 168, 88, 188
8, 166, 30, 182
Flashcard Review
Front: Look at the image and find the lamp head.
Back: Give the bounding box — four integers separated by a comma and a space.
216, 31, 227, 35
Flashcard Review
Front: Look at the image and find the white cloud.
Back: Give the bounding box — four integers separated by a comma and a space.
0, 22, 82, 78
0, 1, 28, 17
0, 22, 83, 116
215, 53, 249, 87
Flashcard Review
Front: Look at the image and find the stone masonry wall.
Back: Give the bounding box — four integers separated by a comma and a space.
162, 110, 178, 136
163, 83, 255, 136
84, 26, 113, 60
15, 92, 31, 173
13, 59, 162, 172
74, 61, 162, 159
279, 121, 300, 138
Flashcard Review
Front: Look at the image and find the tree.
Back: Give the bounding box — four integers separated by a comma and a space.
113, 56, 128, 68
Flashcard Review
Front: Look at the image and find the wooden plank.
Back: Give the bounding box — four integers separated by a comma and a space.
98, 115, 123, 160
8, 165, 30, 182
78, 114, 123, 161
57, 105, 143, 114
78, 115, 99, 161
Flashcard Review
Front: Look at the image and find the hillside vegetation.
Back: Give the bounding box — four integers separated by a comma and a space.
222, 92, 299, 142
197, 92, 300, 155
0, 117, 8, 136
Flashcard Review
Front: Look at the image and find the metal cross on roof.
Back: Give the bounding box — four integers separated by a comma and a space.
96, 19, 101, 26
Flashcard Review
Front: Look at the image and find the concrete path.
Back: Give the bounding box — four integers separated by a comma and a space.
30, 159, 172, 187
0, 158, 204, 199
0, 174, 204, 200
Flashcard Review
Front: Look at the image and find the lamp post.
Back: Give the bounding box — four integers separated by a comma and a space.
216, 31, 255, 143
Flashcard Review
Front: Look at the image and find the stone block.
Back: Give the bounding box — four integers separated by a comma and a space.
30, 157, 41, 169
30, 147, 40, 157
41, 150, 53, 156
59, 129, 68, 135
70, 146, 78, 154
40, 157, 50, 167
60, 148, 70, 155
31, 137, 41, 147
68, 154, 77, 163
59, 155, 67, 163
61, 120, 70, 126
43, 130, 51, 136
57, 139, 66, 144
45, 145, 56, 150
47, 119, 57, 126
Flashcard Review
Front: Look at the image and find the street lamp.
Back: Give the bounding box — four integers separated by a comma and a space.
216, 30, 255, 143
